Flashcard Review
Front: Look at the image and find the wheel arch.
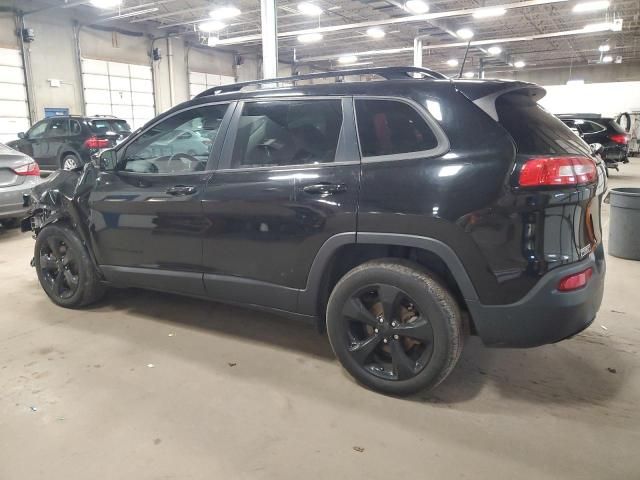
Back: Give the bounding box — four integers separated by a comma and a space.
298, 233, 479, 326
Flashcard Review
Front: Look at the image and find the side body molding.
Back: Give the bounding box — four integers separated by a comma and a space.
297, 232, 479, 316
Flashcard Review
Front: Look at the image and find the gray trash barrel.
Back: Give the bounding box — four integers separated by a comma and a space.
609, 188, 640, 260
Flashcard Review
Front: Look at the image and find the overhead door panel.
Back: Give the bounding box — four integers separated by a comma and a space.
0, 48, 29, 143
189, 71, 234, 99
81, 58, 155, 130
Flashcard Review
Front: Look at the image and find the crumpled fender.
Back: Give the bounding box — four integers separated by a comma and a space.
22, 163, 102, 275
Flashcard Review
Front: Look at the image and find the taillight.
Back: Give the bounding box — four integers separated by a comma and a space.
84, 136, 110, 149
14, 162, 40, 176
608, 133, 629, 145
518, 156, 597, 187
558, 267, 593, 292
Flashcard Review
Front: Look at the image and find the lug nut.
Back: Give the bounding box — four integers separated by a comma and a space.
374, 328, 379, 334
391, 321, 397, 327
383, 338, 388, 344
378, 317, 384, 324
393, 334, 399, 340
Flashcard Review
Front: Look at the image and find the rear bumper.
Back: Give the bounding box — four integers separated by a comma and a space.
0, 180, 39, 219
468, 243, 606, 347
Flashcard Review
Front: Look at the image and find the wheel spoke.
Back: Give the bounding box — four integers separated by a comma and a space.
377, 284, 401, 323
343, 297, 378, 327
39, 254, 57, 270
393, 317, 433, 343
53, 271, 65, 295
61, 250, 75, 267
46, 237, 60, 258
63, 269, 78, 288
390, 340, 417, 380
348, 333, 383, 365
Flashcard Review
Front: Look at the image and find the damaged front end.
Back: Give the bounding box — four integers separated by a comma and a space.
21, 163, 101, 269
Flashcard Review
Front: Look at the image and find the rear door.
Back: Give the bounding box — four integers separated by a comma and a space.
200, 97, 360, 311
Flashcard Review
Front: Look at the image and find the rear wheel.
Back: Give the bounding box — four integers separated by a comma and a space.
34, 223, 105, 308
326, 260, 463, 396
61, 154, 80, 170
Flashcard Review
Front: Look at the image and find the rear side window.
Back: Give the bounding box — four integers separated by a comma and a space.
230, 99, 343, 169
496, 92, 590, 156
355, 99, 438, 157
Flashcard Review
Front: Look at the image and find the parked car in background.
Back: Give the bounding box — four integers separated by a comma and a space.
558, 114, 630, 168
0, 143, 41, 227
22, 67, 606, 395
6, 116, 131, 171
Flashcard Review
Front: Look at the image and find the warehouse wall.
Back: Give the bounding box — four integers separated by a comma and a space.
486, 61, 640, 85
0, 13, 16, 48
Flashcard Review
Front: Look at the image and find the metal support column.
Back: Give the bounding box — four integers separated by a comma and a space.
413, 37, 423, 68
260, 0, 278, 79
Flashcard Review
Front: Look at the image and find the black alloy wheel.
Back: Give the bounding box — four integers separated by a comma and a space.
38, 235, 80, 300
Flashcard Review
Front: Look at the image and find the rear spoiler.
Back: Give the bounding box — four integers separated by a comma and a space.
453, 80, 546, 121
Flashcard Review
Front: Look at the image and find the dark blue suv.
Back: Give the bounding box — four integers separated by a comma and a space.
22, 67, 606, 395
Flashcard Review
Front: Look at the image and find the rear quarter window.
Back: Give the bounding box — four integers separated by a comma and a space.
496, 92, 590, 156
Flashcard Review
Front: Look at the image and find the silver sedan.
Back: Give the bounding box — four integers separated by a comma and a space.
0, 143, 41, 227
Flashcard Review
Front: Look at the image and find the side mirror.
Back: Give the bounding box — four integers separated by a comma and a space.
99, 149, 117, 171
18, 132, 25, 139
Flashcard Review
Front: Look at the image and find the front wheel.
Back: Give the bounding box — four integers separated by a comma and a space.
326, 260, 463, 396
34, 223, 105, 308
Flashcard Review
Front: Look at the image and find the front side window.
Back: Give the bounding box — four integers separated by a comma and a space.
121, 104, 228, 174
28, 121, 48, 139
355, 99, 439, 157
230, 99, 343, 169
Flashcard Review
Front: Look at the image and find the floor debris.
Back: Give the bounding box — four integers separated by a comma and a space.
147, 363, 155, 368
29, 406, 37, 412
228, 362, 237, 367
601, 325, 608, 331
353, 446, 365, 453
607, 368, 617, 374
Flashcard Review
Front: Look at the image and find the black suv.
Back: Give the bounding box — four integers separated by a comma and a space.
7, 115, 131, 171
558, 114, 630, 165
22, 67, 606, 395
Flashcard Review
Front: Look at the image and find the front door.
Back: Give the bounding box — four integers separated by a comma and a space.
88, 101, 234, 296
43, 117, 70, 167
17, 120, 50, 167
201, 97, 360, 312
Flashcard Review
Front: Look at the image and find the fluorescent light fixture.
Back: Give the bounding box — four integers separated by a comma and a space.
297, 32, 323, 43
514, 60, 526, 68
488, 46, 502, 55
210, 6, 241, 19
338, 55, 358, 64
297, 2, 323, 16
573, 0, 610, 13
366, 27, 386, 39
473, 7, 506, 18
583, 22, 614, 32
446, 58, 459, 67
105, 7, 158, 19
199, 20, 226, 32
90, 0, 122, 8
566, 79, 584, 85
463, 71, 475, 78
602, 55, 613, 63
598, 44, 610, 52
456, 28, 474, 40
405, 0, 429, 14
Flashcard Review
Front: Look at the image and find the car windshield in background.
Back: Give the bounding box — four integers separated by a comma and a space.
91, 119, 131, 134
496, 92, 591, 156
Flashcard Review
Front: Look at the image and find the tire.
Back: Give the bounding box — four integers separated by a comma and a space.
326, 259, 463, 396
61, 154, 80, 170
34, 223, 105, 308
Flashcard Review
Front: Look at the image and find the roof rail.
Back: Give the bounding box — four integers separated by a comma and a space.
195, 66, 447, 98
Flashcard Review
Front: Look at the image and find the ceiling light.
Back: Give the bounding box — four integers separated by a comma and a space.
338, 55, 358, 64
598, 44, 610, 52
297, 32, 323, 43
602, 55, 613, 63
210, 6, 241, 19
473, 7, 506, 18
488, 46, 502, 55
90, 0, 122, 8
463, 71, 475, 78
297, 2, 323, 16
405, 0, 429, 14
199, 20, 226, 32
514, 60, 526, 68
583, 22, 615, 32
207, 36, 220, 47
446, 59, 459, 67
456, 28, 474, 40
572, 0, 610, 13
366, 27, 386, 39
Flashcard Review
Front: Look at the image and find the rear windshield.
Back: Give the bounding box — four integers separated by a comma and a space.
91, 119, 131, 134
496, 92, 590, 156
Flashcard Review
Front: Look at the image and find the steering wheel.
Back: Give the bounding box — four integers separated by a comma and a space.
166, 152, 200, 173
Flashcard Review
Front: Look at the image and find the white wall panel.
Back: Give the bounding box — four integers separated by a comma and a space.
83, 74, 110, 89
131, 92, 154, 106
0, 83, 27, 101
130, 78, 153, 93
0, 48, 29, 144
0, 65, 25, 85
81, 58, 109, 75
188, 70, 236, 100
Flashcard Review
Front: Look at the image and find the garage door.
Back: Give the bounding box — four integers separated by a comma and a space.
0, 48, 29, 144
82, 58, 155, 130
189, 72, 235, 99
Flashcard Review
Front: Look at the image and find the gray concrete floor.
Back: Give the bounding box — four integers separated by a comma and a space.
1, 162, 639, 480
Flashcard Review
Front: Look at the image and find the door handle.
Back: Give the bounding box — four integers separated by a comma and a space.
302, 183, 347, 195
166, 185, 198, 196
